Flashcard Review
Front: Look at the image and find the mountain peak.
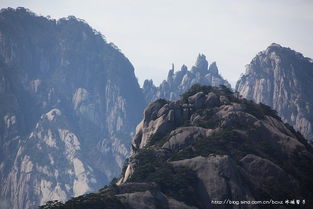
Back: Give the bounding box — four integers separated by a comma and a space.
0, 8, 145, 209
180, 64, 188, 72
263, 43, 306, 59
194, 54, 208, 72
143, 79, 155, 89
269, 42, 282, 48
208, 61, 219, 75
142, 55, 230, 104
1, 7, 35, 16
44, 84, 313, 208
236, 45, 313, 141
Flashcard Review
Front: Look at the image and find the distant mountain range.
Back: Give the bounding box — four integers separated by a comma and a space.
0, 7, 313, 209
143, 54, 230, 104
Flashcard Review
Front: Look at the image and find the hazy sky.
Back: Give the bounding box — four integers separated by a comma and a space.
1, 0, 313, 87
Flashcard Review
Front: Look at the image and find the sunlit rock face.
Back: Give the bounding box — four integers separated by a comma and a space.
0, 7, 144, 209
142, 54, 231, 105
236, 43, 313, 141
42, 85, 313, 209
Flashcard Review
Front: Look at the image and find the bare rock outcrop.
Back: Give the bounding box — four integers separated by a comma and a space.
0, 8, 145, 209
236, 43, 313, 141
143, 54, 231, 105
102, 85, 313, 209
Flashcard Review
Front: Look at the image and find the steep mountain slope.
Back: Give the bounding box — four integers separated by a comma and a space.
143, 54, 230, 104
236, 43, 313, 141
41, 85, 313, 209
0, 7, 145, 209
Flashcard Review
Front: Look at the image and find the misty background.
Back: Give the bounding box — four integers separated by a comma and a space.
1, 0, 313, 86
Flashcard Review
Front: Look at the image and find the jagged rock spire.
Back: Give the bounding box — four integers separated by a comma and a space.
167, 64, 175, 82
195, 54, 208, 72
181, 64, 188, 72
142, 54, 231, 104
208, 62, 219, 75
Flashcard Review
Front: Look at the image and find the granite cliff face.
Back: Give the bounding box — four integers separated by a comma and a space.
236, 43, 313, 141
0, 8, 144, 209
42, 85, 313, 209
143, 54, 230, 104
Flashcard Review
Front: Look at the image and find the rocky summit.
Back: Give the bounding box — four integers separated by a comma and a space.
41, 85, 313, 209
0, 8, 145, 209
236, 43, 313, 141
143, 54, 230, 105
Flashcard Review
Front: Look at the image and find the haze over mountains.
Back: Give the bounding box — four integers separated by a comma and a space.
0, 7, 313, 209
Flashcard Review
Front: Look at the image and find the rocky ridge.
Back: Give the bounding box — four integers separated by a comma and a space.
236, 43, 313, 141
143, 54, 231, 104
0, 8, 145, 209
41, 85, 313, 209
